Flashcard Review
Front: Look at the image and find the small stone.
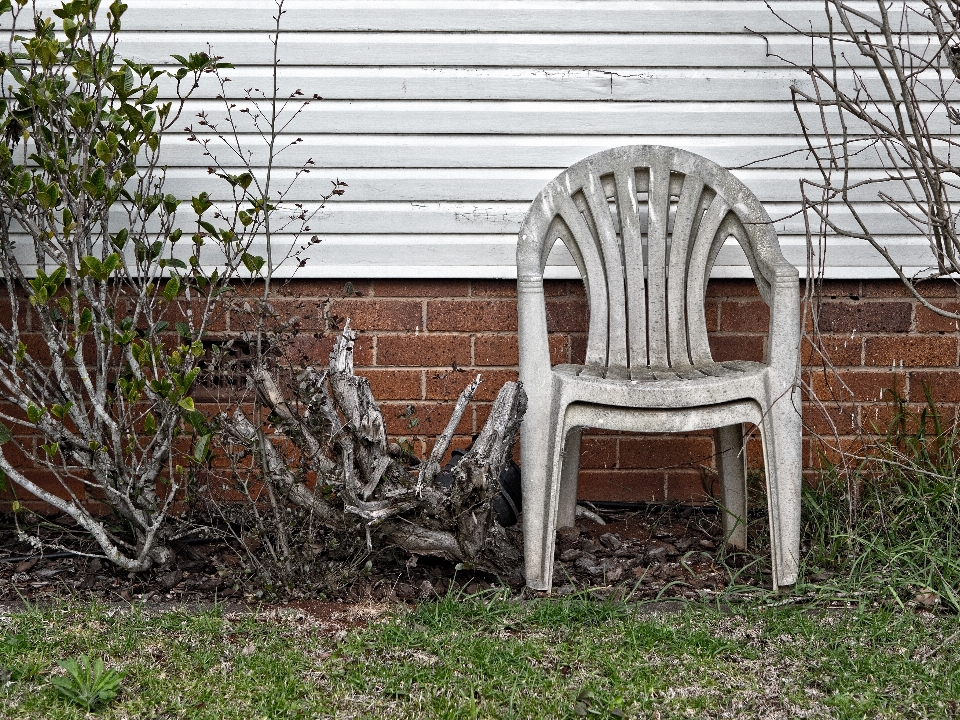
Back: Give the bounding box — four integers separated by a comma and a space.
559, 549, 582, 562
396, 583, 417, 600
606, 566, 623, 583
160, 570, 182, 590
699, 538, 717, 550
418, 580, 435, 598
675, 537, 692, 552
599, 533, 623, 550
555, 584, 576, 596
579, 538, 600, 554
646, 545, 667, 561
575, 554, 598, 572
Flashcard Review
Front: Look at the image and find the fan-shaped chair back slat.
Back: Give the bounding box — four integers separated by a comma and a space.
519, 146, 779, 372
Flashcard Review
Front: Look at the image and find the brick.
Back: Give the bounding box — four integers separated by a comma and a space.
472, 280, 517, 298
817, 301, 912, 333
703, 301, 719, 332
578, 470, 665, 503
372, 279, 470, 298
708, 334, 765, 363
375, 334, 471, 367
285, 332, 373, 366
426, 369, 518, 402
545, 299, 589, 333
915, 302, 960, 333
473, 334, 567, 366
381, 401, 473, 437
908, 370, 960, 403
358, 369, 423, 401
261, 298, 327, 331
706, 279, 760, 298
331, 299, 422, 331
15, 471, 86, 504
802, 402, 859, 436
426, 300, 516, 332
565, 280, 587, 296
807, 369, 905, 404
570, 334, 587, 365
808, 280, 862, 299
859, 401, 956, 436
864, 335, 958, 367
812, 436, 870, 468
802, 334, 863, 367
666, 470, 715, 504
579, 437, 618, 470
619, 436, 715, 469
276, 279, 366, 297
719, 300, 770, 332
860, 278, 956, 298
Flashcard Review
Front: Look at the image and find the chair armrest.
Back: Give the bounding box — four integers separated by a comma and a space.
766, 265, 801, 379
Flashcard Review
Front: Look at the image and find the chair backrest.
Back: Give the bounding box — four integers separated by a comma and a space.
517, 145, 786, 371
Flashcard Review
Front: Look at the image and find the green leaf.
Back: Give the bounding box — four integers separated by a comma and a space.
52, 655, 123, 711
192, 433, 211, 464
0, 422, 11, 445
50, 402, 73, 420
26, 403, 45, 424
41, 442, 58, 458
162, 274, 180, 302
191, 192, 212, 216
143, 412, 156, 434
241, 252, 265, 274
177, 397, 195, 411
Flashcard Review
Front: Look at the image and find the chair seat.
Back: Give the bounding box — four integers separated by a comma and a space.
552, 359, 768, 409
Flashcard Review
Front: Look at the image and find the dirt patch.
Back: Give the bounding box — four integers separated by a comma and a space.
0, 505, 766, 606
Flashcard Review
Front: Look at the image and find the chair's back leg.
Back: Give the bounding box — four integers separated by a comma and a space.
557, 426, 583, 528
714, 423, 748, 550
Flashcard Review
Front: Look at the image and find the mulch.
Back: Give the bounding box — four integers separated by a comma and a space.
0, 505, 766, 608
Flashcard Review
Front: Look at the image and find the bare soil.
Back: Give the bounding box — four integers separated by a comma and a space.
0, 505, 763, 607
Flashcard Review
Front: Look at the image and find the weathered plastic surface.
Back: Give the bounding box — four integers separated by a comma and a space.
517, 145, 802, 592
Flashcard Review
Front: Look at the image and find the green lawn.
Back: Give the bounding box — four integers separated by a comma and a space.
1, 594, 957, 719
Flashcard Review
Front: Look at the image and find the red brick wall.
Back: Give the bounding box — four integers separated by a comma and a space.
3, 277, 957, 511
260, 277, 960, 504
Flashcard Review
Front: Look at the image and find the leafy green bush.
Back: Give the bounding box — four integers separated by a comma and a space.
0, 0, 264, 569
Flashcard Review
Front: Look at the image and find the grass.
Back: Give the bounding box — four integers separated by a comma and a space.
0, 593, 958, 719
802, 388, 960, 611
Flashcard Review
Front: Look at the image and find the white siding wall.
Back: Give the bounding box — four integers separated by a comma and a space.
108, 1, 933, 278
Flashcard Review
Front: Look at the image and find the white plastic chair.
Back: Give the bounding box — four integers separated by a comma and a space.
517, 145, 802, 592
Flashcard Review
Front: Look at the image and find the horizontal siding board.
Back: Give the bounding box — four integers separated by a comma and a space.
116, 33, 880, 69
157, 134, 882, 169
117, 1, 880, 34
180, 100, 813, 135
160, 67, 812, 102
163, 167, 913, 203
50, 201, 925, 236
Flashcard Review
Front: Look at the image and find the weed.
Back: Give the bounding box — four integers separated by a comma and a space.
49, 655, 123, 712
803, 387, 960, 610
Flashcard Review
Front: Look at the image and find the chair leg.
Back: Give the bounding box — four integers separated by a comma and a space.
520, 397, 564, 592
556, 426, 582, 529
758, 389, 803, 591
714, 423, 748, 550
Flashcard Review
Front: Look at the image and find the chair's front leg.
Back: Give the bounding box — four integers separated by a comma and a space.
520, 392, 560, 592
